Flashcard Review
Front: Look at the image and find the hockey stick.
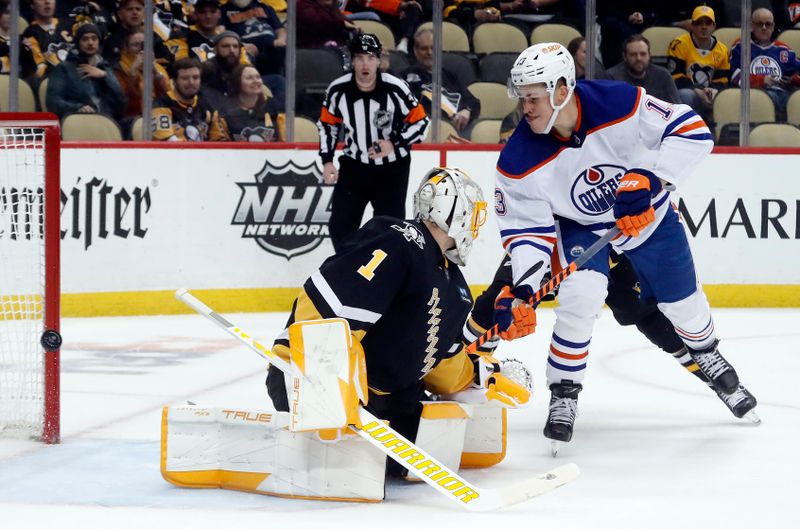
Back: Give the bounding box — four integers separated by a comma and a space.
466, 226, 621, 354
175, 288, 579, 511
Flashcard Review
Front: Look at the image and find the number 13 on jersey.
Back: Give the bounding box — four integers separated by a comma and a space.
357, 250, 388, 281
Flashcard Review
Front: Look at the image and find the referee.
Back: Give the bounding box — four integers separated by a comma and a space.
317, 33, 430, 252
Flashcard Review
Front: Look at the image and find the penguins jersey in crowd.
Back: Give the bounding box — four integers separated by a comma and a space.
219, 96, 283, 142
167, 26, 251, 64
271, 217, 475, 396
220, 0, 283, 48
21, 18, 73, 78
318, 72, 430, 165
730, 38, 800, 89
667, 33, 730, 89
495, 80, 713, 290
152, 90, 226, 141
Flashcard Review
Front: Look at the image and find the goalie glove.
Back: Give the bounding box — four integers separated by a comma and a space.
444, 354, 533, 409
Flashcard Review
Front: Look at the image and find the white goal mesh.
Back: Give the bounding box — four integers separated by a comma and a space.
0, 126, 50, 439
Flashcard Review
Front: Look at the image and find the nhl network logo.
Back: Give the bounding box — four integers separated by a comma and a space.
232, 159, 333, 259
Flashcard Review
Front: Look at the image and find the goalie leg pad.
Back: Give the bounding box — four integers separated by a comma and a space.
161, 406, 386, 502
460, 406, 507, 468
404, 402, 472, 481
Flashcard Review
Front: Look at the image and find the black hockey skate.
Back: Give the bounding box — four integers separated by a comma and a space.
544, 381, 581, 457
716, 384, 761, 424
688, 340, 739, 395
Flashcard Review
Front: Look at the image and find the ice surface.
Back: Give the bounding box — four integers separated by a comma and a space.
1, 308, 797, 528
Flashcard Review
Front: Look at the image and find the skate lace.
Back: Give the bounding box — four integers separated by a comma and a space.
549, 397, 577, 425
694, 350, 730, 379
719, 386, 748, 407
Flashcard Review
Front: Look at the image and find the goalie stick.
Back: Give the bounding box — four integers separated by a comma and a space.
175, 288, 579, 511
467, 226, 621, 354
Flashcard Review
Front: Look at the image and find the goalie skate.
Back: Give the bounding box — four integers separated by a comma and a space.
543, 382, 581, 457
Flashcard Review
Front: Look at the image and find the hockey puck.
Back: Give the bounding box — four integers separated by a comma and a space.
41, 329, 63, 352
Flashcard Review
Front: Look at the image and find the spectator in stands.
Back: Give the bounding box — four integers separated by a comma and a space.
401, 27, 480, 132
667, 5, 729, 120
344, 0, 423, 54
658, 0, 730, 30
202, 30, 248, 107
568, 36, 606, 79
219, 63, 283, 141
113, 29, 170, 126
499, 100, 523, 143
169, 0, 226, 62
604, 34, 680, 103
21, 0, 72, 80
46, 23, 126, 118
730, 7, 800, 121
152, 57, 226, 141
297, 0, 360, 49
62, 0, 112, 39
597, 1, 658, 67
105, 0, 171, 65
220, 0, 285, 75
1, 1, 11, 73
444, 1, 501, 32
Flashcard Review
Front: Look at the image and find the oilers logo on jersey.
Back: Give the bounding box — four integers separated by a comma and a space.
570, 164, 626, 216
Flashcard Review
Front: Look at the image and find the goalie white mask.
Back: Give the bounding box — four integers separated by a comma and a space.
413, 168, 487, 266
508, 42, 576, 134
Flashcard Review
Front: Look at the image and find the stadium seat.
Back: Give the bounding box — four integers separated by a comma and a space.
468, 82, 517, 119
418, 21, 470, 52
479, 52, 517, 83
712, 88, 776, 142
423, 120, 459, 143
713, 27, 742, 49
296, 47, 345, 119
62, 114, 123, 141
642, 26, 686, 66
0, 76, 37, 112
468, 119, 502, 143
130, 116, 144, 140
777, 29, 800, 53
786, 90, 800, 125
38, 77, 49, 112
530, 23, 582, 47
354, 20, 396, 50
748, 123, 800, 147
293, 116, 320, 142
472, 23, 528, 54
442, 52, 477, 86
387, 50, 410, 75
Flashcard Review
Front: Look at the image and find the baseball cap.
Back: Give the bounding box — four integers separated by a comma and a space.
692, 5, 715, 23
194, 0, 220, 9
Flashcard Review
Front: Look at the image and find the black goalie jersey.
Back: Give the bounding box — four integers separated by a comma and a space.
272, 217, 475, 395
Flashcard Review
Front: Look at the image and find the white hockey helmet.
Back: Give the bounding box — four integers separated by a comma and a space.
413, 167, 487, 266
508, 42, 577, 133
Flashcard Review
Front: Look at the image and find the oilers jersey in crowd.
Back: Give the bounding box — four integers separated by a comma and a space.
730, 38, 800, 89
494, 80, 713, 290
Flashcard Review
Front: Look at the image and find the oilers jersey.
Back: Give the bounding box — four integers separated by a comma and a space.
494, 80, 713, 290
730, 39, 800, 89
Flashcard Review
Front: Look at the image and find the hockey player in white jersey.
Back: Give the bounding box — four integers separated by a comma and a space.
492, 42, 757, 449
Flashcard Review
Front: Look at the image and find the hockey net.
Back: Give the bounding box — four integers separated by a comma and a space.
0, 114, 61, 443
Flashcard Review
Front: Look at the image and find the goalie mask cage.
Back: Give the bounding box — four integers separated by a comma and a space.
0, 113, 61, 444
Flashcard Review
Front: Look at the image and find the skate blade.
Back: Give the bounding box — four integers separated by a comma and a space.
550, 440, 561, 458
743, 410, 762, 425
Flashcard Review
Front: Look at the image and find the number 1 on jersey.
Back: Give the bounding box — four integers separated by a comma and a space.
357, 249, 387, 281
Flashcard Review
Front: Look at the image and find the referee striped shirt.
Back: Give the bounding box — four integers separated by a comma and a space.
317, 72, 430, 165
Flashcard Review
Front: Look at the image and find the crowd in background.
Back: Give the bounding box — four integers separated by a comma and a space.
1, 0, 799, 142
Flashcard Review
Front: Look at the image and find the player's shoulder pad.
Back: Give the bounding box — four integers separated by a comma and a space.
497, 123, 560, 179
575, 80, 641, 130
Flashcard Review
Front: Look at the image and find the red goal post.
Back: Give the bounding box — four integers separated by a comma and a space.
0, 113, 61, 444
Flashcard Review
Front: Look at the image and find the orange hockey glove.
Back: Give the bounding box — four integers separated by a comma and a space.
613, 169, 662, 237
493, 285, 537, 341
